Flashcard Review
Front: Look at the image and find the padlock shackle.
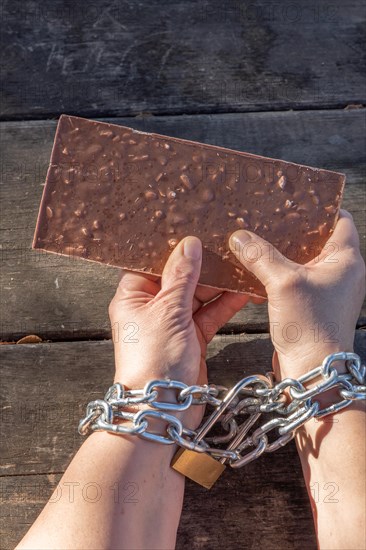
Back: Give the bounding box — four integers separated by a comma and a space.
194, 375, 270, 442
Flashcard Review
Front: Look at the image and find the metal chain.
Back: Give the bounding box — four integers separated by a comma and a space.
78, 352, 366, 468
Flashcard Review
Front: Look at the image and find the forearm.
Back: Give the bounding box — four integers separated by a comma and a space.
295, 402, 366, 550
16, 430, 184, 550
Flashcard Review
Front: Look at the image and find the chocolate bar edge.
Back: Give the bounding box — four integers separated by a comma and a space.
30, 243, 265, 298
32, 115, 65, 251
58, 114, 347, 179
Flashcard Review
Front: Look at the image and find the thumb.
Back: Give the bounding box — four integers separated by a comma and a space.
229, 230, 295, 289
159, 236, 202, 309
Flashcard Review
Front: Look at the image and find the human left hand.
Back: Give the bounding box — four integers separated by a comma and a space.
108, 236, 254, 429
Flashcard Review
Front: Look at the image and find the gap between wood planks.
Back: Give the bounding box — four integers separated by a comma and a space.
0, 102, 366, 123
1, 104, 364, 123
0, 472, 65, 478
2, 327, 366, 345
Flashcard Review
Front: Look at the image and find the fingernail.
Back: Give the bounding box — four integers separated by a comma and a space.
183, 236, 202, 260
230, 230, 251, 249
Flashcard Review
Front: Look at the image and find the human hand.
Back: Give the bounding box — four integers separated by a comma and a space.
229, 210, 365, 380
108, 236, 251, 428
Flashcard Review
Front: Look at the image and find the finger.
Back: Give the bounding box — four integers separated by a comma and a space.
194, 291, 250, 343
193, 286, 266, 314
228, 230, 296, 289
192, 295, 204, 314
306, 210, 360, 267
195, 284, 223, 304
118, 269, 160, 284
159, 236, 202, 309
250, 296, 267, 304
325, 209, 359, 250
192, 285, 224, 315
117, 269, 161, 297
314, 209, 360, 263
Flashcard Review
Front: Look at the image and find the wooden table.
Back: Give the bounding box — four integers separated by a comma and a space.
1, 1, 365, 548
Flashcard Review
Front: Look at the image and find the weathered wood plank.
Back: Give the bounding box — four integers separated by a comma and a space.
1, 332, 365, 550
1, 110, 365, 340
1, 0, 365, 119
0, 335, 269, 476
1, 331, 365, 476
0, 459, 317, 550
0, 465, 315, 550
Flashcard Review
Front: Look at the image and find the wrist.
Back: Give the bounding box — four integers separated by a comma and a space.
294, 399, 366, 497
273, 348, 364, 437
276, 344, 354, 381
86, 430, 185, 495
106, 378, 204, 442
288, 349, 365, 444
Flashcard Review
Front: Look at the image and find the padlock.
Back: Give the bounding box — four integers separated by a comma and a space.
171, 447, 226, 489
171, 375, 270, 488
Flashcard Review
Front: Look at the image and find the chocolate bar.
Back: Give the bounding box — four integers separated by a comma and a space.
33, 115, 345, 297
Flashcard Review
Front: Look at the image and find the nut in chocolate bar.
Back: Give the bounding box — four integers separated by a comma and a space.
33, 115, 345, 297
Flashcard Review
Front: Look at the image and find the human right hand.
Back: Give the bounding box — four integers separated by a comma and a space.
229, 210, 365, 380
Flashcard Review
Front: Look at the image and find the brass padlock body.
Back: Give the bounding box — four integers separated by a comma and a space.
171, 447, 226, 489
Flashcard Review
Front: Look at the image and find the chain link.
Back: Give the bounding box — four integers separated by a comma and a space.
79, 352, 365, 469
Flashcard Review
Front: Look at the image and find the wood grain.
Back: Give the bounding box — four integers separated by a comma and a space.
1, 332, 365, 549
1, 110, 365, 341
0, 464, 315, 550
2, 1, 365, 548
1, 332, 364, 476
1, 0, 365, 120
